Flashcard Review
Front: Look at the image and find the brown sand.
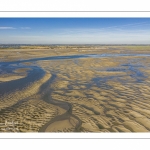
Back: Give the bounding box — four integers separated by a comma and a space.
1, 46, 150, 132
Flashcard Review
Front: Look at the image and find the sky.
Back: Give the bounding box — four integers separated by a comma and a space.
0, 18, 150, 44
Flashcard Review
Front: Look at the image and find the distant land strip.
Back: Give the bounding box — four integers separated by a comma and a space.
1, 11, 150, 12
0, 138, 150, 139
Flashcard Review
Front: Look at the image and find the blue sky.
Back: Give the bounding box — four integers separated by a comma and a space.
0, 18, 150, 44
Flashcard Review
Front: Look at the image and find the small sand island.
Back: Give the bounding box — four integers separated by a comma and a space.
0, 45, 150, 132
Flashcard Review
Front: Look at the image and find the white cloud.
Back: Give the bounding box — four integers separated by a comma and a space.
0, 27, 16, 29
20, 27, 31, 29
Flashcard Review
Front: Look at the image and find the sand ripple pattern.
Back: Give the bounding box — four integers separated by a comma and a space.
0, 72, 51, 110
1, 46, 150, 132
37, 55, 150, 132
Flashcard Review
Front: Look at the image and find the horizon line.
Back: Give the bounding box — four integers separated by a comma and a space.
0, 44, 150, 46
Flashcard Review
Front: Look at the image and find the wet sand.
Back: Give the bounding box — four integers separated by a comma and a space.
0, 45, 150, 132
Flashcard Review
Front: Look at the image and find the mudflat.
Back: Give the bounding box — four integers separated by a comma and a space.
0, 45, 150, 132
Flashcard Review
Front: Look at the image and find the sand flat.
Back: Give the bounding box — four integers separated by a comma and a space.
1, 46, 150, 132
0, 75, 25, 82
